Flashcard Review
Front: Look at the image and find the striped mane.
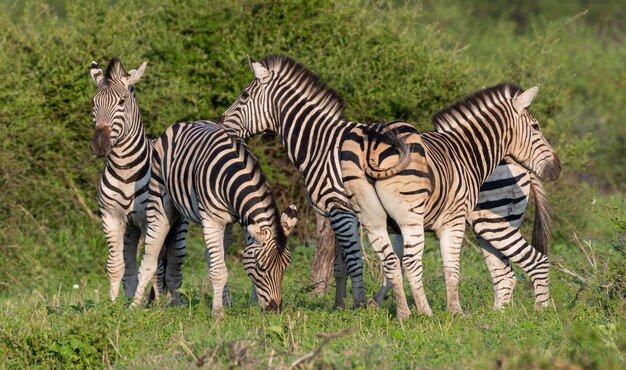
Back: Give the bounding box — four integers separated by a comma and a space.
104, 56, 127, 83
432, 83, 523, 132
231, 133, 288, 252
260, 54, 345, 119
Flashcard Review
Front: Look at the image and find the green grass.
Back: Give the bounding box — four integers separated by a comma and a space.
1, 231, 624, 368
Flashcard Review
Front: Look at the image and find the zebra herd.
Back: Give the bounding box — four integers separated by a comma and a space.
89, 55, 560, 319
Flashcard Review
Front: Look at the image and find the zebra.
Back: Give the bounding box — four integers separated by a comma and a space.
219, 55, 429, 311
218, 55, 559, 317
89, 57, 188, 302
130, 121, 298, 314
360, 83, 560, 315
370, 160, 553, 310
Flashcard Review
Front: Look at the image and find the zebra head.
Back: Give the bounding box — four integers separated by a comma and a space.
507, 86, 561, 181
89, 57, 147, 157
243, 204, 298, 311
219, 56, 278, 138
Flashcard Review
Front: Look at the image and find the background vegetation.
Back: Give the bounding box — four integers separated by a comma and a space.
0, 0, 624, 368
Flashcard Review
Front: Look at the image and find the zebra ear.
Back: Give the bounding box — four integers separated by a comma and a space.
513, 85, 540, 112
280, 205, 298, 237
89, 61, 104, 85
247, 222, 269, 244
251, 61, 271, 84
125, 61, 147, 87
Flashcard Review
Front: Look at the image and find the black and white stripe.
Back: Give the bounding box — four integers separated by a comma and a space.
220, 56, 427, 310
89, 57, 187, 302
131, 121, 297, 313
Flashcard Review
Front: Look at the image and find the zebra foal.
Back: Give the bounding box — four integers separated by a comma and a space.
131, 121, 297, 314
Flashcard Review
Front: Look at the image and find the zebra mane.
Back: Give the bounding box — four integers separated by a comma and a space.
432, 83, 524, 132
259, 54, 345, 119
104, 56, 127, 83
231, 134, 288, 252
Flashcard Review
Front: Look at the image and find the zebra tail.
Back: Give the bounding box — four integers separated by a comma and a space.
363, 123, 412, 179
530, 172, 552, 256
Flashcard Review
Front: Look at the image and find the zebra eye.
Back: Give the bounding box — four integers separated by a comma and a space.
240, 91, 250, 102
118, 98, 126, 106
531, 123, 540, 130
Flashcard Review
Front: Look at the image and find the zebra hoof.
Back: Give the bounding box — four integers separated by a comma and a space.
212, 308, 225, 318
396, 308, 411, 322
366, 298, 381, 310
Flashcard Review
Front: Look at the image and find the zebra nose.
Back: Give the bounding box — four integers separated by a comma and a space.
543, 154, 561, 181
266, 299, 281, 312
92, 127, 111, 157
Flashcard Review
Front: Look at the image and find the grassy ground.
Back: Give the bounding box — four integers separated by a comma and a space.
1, 231, 624, 368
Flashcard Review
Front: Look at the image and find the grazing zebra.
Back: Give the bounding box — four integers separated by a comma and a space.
219, 55, 559, 318
365, 83, 560, 315
371, 160, 553, 310
131, 121, 297, 313
219, 55, 430, 312
89, 57, 188, 302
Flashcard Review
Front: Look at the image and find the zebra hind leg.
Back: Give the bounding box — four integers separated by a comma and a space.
163, 219, 189, 306
369, 233, 402, 307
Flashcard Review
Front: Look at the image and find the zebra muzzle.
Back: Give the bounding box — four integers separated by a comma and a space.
541, 155, 561, 181
92, 127, 112, 157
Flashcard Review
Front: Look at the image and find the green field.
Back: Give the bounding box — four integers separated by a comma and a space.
0, 0, 624, 368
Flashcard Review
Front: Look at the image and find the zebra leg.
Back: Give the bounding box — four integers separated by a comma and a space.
368, 227, 411, 320
332, 241, 349, 308
474, 232, 517, 309
369, 234, 402, 307
205, 223, 235, 307
472, 224, 550, 309
163, 219, 189, 306
102, 213, 127, 301
200, 216, 229, 316
328, 211, 366, 308
132, 192, 178, 307
437, 223, 466, 314
122, 225, 141, 299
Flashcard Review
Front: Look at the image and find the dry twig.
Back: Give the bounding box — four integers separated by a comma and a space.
290, 326, 357, 368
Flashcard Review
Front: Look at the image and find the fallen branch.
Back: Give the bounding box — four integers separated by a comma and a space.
290, 326, 357, 368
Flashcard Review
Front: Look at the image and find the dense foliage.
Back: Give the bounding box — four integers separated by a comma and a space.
0, 0, 624, 367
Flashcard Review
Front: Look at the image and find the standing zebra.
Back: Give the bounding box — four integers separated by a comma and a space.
361, 83, 560, 315
219, 55, 559, 317
89, 57, 188, 302
219, 55, 429, 310
131, 121, 297, 313
371, 160, 553, 310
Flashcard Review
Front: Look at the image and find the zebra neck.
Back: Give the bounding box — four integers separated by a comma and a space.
107, 109, 150, 172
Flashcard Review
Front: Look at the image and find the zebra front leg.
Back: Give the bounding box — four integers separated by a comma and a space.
122, 225, 141, 299
328, 211, 366, 308
163, 219, 189, 306
437, 224, 466, 314
200, 216, 229, 316
204, 223, 235, 307
475, 233, 517, 309
101, 213, 127, 301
